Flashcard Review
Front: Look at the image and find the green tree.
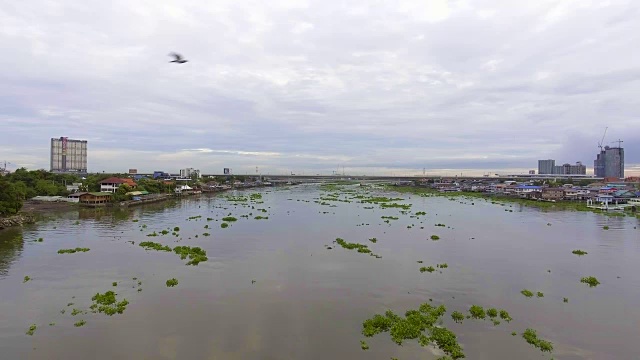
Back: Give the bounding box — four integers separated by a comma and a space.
0, 178, 24, 216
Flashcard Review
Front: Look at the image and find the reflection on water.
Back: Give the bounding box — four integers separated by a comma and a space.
0, 187, 639, 360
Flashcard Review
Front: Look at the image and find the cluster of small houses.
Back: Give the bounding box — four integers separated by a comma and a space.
33, 176, 275, 207
408, 179, 640, 204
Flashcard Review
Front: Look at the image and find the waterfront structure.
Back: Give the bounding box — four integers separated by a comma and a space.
100, 177, 136, 193
542, 187, 565, 201
180, 168, 200, 178
79, 192, 112, 205
50, 137, 87, 174
594, 146, 624, 178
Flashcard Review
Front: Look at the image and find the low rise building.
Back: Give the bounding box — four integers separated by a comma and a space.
79, 192, 112, 205
542, 187, 565, 201
99, 177, 136, 193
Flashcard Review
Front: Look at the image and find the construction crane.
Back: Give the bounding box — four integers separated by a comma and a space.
611, 139, 624, 148
597, 127, 608, 151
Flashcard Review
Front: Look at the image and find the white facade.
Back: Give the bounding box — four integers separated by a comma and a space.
100, 184, 120, 193
180, 168, 200, 178
51, 137, 88, 173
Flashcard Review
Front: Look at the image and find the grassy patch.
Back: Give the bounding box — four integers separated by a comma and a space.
166, 278, 179, 287
580, 276, 600, 287
522, 328, 553, 353
57, 248, 90, 254
362, 304, 464, 359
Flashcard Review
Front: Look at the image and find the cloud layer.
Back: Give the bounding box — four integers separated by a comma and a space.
1, 0, 639, 176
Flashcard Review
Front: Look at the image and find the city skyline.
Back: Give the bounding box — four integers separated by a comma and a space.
1, 1, 640, 176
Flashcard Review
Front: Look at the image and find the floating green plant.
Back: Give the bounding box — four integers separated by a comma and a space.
221, 222, 229, 228
146, 231, 158, 237
381, 216, 399, 220
369, 238, 377, 243
26, 324, 36, 336
173, 246, 208, 265
360, 340, 369, 350
435, 223, 446, 227
361, 303, 464, 359
469, 305, 486, 319
23, 276, 31, 283
417, 260, 423, 263
37, 237, 43, 242
486, 308, 498, 318
335, 238, 373, 254
166, 278, 179, 287
521, 289, 534, 298
254, 216, 268, 220
74, 320, 86, 327
603, 226, 609, 230
139, 242, 172, 252
71, 308, 82, 316
57, 248, 90, 254
522, 328, 553, 353
420, 266, 435, 273
222, 216, 238, 222
536, 292, 544, 298
49, 323, 55, 326
112, 282, 117, 287
572, 250, 588, 256
431, 235, 440, 240
160, 230, 169, 235
203, 232, 210, 236
580, 276, 600, 287
132, 219, 139, 222
563, 298, 569, 303
415, 211, 426, 216
499, 310, 512, 322
90, 291, 129, 316
437, 263, 448, 269
173, 226, 180, 231
451, 311, 465, 323
511, 332, 517, 336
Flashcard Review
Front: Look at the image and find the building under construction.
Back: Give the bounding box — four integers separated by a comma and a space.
50, 137, 88, 174
594, 145, 624, 179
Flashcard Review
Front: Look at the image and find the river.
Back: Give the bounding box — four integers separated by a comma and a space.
1, 185, 639, 359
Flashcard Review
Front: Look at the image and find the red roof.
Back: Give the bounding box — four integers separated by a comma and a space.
100, 177, 137, 187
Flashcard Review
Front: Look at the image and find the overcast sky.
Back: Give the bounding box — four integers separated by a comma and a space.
1, 0, 639, 176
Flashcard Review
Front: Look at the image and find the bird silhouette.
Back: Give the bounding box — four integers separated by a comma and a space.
169, 52, 188, 64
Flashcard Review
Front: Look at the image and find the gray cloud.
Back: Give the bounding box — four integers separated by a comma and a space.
1, 0, 639, 176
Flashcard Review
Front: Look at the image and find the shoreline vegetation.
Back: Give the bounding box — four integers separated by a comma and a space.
388, 185, 640, 218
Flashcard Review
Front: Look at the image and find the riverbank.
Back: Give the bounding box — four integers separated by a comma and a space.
0, 213, 36, 230
388, 185, 640, 218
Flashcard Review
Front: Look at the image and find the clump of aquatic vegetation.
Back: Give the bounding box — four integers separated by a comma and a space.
57, 248, 90, 254
71, 308, 83, 316
166, 278, 179, 287
335, 238, 371, 254
435, 223, 446, 227
160, 229, 169, 235
37, 237, 43, 242
188, 215, 202, 220
431, 235, 440, 240
361, 303, 465, 359
603, 225, 609, 230
90, 291, 129, 316
536, 292, 544, 298
203, 232, 210, 236
486, 308, 498, 318
369, 238, 377, 243
380, 203, 411, 210
173, 246, 208, 265
74, 320, 87, 327
139, 241, 172, 252
451, 311, 465, 323
146, 231, 158, 237
222, 216, 238, 222
23, 276, 31, 283
173, 226, 180, 231
381, 216, 399, 220
572, 250, 588, 256
580, 276, 600, 287
499, 310, 512, 322
254, 216, 269, 220
221, 222, 229, 228
563, 297, 569, 303
415, 211, 426, 216
522, 328, 553, 353
437, 263, 448, 269
360, 340, 369, 350
26, 324, 37, 336
420, 266, 435, 273
469, 305, 486, 319
521, 289, 534, 298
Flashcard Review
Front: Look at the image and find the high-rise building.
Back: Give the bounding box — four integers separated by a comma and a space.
50, 137, 87, 174
180, 168, 200, 178
594, 146, 624, 178
538, 159, 555, 174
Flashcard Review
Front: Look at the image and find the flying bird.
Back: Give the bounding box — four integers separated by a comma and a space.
169, 52, 188, 64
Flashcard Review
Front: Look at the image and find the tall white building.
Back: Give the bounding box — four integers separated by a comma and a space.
50, 137, 87, 174
180, 168, 200, 178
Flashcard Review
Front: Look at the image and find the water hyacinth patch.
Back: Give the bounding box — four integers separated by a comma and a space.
221, 222, 229, 228
139, 242, 172, 252
361, 303, 464, 359
222, 216, 237, 222
486, 308, 498, 318
451, 311, 465, 323
26, 324, 37, 336
90, 291, 129, 316
572, 250, 588, 256
431, 235, 440, 240
521, 289, 534, 298
580, 276, 600, 287
499, 310, 512, 322
254, 216, 269, 220
420, 266, 435, 273
166, 278, 178, 287
469, 305, 486, 320
74, 320, 87, 327
522, 328, 553, 353
536, 292, 544, 298
173, 246, 208, 265
369, 238, 377, 243
23, 276, 31, 283
57, 248, 90, 254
